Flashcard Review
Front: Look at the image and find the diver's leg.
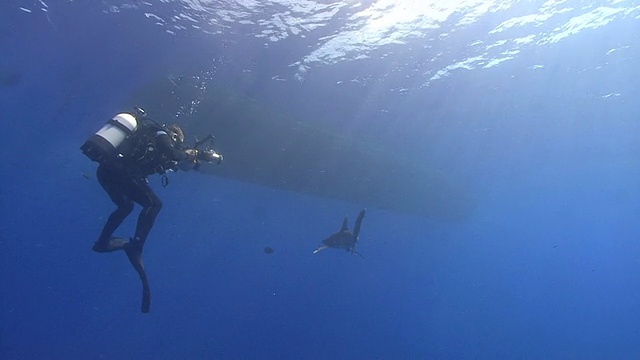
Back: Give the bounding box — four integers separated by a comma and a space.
127, 177, 163, 252
94, 165, 134, 252
121, 176, 158, 313
96, 201, 134, 244
352, 209, 366, 239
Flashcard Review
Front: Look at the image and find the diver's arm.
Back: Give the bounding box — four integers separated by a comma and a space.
155, 131, 193, 161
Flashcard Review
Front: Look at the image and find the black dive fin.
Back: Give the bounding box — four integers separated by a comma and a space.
92, 237, 127, 253
124, 244, 151, 313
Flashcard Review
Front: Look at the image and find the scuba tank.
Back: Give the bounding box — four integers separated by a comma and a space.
80, 110, 141, 164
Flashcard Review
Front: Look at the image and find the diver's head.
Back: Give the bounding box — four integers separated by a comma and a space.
166, 124, 185, 146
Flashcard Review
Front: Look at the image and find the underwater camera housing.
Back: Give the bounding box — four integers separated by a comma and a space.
193, 134, 223, 169
197, 148, 223, 164
176, 134, 223, 172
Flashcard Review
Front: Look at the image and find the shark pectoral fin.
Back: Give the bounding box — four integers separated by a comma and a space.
313, 246, 329, 254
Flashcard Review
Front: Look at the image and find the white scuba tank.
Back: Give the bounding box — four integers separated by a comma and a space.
81, 113, 138, 163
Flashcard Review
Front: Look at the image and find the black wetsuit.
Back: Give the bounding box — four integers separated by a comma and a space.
95, 129, 191, 250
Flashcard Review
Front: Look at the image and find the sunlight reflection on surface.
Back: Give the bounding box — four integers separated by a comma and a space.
17, 0, 640, 85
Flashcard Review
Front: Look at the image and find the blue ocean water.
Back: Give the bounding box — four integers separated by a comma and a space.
2, 1, 640, 359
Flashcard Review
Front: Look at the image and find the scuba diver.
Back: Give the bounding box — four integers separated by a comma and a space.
81, 107, 222, 313
313, 209, 366, 259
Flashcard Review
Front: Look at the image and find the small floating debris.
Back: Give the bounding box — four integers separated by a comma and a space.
263, 246, 274, 254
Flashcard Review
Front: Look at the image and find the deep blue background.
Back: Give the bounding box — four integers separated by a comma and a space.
2, 2, 640, 359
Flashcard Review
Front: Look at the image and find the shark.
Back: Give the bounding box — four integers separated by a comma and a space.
313, 209, 366, 259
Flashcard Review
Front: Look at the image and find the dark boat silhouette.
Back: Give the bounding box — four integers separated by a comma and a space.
124, 75, 475, 221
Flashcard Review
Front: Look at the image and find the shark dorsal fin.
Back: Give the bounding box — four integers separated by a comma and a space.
340, 216, 349, 232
